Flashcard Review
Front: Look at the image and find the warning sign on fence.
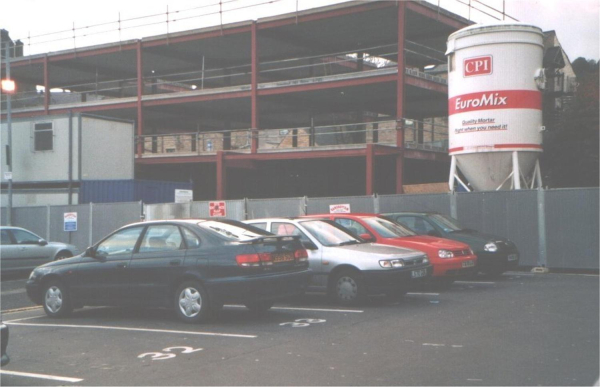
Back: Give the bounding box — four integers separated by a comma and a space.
209, 201, 227, 217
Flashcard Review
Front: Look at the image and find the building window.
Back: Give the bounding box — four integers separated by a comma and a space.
34, 122, 53, 151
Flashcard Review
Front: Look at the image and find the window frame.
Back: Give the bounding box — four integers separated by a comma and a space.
33, 122, 54, 152
137, 224, 185, 254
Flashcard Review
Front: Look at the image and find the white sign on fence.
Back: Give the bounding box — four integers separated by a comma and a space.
329, 204, 351, 214
175, 189, 193, 203
64, 212, 78, 232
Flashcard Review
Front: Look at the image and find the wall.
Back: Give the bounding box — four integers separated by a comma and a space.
1, 189, 78, 207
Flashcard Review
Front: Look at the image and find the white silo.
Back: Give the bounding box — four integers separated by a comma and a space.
446, 23, 545, 191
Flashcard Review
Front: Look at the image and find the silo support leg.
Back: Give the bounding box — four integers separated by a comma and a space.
512, 151, 521, 190
448, 156, 457, 192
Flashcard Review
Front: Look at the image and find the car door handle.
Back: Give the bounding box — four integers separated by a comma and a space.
116, 263, 128, 269
170, 259, 181, 266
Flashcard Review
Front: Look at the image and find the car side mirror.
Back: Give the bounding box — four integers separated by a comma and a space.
38, 239, 48, 246
302, 241, 318, 251
85, 247, 96, 258
359, 233, 375, 242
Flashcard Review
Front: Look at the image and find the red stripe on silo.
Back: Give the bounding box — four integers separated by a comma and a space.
449, 90, 542, 115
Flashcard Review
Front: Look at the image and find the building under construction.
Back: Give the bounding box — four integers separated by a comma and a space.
2, 1, 495, 202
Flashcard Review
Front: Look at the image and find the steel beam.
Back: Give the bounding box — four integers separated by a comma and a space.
216, 151, 227, 199
136, 40, 144, 157
251, 21, 259, 154
405, 1, 470, 30
396, 1, 406, 194
43, 55, 49, 114
366, 143, 375, 195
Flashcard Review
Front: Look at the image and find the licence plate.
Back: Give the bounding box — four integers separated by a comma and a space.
411, 269, 428, 278
508, 254, 518, 261
462, 260, 475, 268
272, 252, 294, 263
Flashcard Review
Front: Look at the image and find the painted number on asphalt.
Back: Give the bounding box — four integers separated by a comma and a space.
280, 318, 326, 328
138, 346, 203, 361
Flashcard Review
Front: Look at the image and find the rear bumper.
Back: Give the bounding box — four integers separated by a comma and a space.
362, 265, 432, 295
431, 256, 478, 277
207, 269, 311, 303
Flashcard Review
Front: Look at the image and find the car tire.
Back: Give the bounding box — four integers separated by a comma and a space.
330, 269, 366, 306
42, 280, 73, 318
174, 281, 210, 324
54, 251, 72, 261
244, 301, 274, 313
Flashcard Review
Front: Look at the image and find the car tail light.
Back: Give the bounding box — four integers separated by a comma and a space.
259, 253, 273, 266
236, 254, 261, 267
294, 249, 308, 263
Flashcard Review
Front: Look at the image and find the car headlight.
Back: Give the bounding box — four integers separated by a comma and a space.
484, 242, 498, 252
438, 249, 454, 258
423, 257, 429, 264
29, 270, 37, 280
379, 259, 405, 269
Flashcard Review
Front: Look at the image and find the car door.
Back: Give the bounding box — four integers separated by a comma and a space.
0, 230, 20, 272
8, 229, 53, 270
128, 224, 187, 306
73, 226, 144, 305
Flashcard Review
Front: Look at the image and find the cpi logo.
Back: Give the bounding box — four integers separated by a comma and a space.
464, 56, 492, 77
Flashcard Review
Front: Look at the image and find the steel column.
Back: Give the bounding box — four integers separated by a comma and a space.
396, 1, 406, 194
366, 144, 375, 195
251, 21, 259, 153
136, 40, 144, 157
43, 55, 49, 114
216, 151, 227, 200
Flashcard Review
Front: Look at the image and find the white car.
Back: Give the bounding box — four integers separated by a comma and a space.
1, 227, 79, 273
244, 218, 431, 305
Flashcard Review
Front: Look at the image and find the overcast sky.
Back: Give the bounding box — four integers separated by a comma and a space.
1, 0, 598, 62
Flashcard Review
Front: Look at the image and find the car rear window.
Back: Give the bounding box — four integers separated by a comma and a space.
363, 217, 416, 238
198, 220, 272, 241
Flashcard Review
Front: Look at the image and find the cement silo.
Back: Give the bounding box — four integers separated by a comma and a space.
446, 23, 545, 191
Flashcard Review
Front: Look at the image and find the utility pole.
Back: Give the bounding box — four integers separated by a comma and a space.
2, 42, 14, 225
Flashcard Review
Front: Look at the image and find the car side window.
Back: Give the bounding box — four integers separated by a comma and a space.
181, 227, 201, 249
396, 216, 435, 235
96, 227, 144, 257
334, 218, 370, 236
250, 222, 267, 231
139, 225, 183, 253
11, 229, 41, 244
1, 230, 13, 245
270, 222, 311, 243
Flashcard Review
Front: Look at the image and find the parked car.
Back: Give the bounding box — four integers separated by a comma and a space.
306, 213, 478, 284
1, 227, 79, 273
1, 322, 8, 366
244, 218, 431, 305
26, 219, 311, 323
384, 212, 519, 276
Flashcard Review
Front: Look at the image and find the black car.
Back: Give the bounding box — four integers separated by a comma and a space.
384, 212, 519, 276
26, 219, 311, 323
1, 322, 8, 366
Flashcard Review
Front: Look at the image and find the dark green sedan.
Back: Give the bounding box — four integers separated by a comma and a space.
383, 212, 519, 276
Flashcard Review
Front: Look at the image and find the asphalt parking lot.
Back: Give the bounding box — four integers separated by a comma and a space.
1, 271, 598, 386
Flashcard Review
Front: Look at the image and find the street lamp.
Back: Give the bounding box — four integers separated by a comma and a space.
2, 43, 14, 226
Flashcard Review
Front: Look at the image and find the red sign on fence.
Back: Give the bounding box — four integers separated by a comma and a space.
209, 201, 227, 217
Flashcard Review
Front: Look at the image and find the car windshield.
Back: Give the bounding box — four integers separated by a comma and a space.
300, 220, 362, 247
198, 220, 271, 241
427, 214, 463, 233
363, 217, 416, 237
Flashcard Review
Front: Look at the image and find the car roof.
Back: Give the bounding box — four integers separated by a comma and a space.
119, 218, 245, 229
245, 217, 322, 222
302, 213, 382, 219
382, 212, 439, 216
0, 226, 29, 231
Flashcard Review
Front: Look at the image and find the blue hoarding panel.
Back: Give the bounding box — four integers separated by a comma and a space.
80, 180, 192, 204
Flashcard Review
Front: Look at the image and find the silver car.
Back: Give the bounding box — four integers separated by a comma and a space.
0, 227, 79, 273
244, 218, 432, 305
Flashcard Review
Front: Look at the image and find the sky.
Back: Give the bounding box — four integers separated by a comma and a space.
0, 0, 598, 62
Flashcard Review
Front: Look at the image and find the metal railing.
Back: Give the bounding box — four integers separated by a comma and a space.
137, 119, 449, 157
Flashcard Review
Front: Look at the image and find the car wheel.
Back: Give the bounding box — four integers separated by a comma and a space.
331, 270, 366, 306
42, 280, 73, 318
54, 251, 72, 261
244, 301, 274, 313
174, 281, 209, 324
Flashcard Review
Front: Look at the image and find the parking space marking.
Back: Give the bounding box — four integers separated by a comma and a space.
0, 288, 26, 295
454, 281, 495, 285
3, 315, 45, 323
224, 305, 364, 313
407, 292, 440, 296
0, 370, 83, 383
1, 306, 42, 314
5, 322, 257, 338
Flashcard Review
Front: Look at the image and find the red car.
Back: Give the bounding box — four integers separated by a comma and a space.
306, 213, 477, 283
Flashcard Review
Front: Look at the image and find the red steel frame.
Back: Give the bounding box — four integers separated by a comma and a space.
396, 1, 406, 194
136, 40, 144, 157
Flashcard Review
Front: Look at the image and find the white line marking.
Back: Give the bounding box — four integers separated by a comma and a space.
422, 343, 445, 347
407, 292, 440, 296
3, 315, 44, 324
454, 281, 495, 285
224, 305, 364, 313
467, 379, 483, 382
1, 306, 43, 314
1, 289, 26, 295
451, 345, 463, 348
5, 322, 256, 338
0, 370, 83, 383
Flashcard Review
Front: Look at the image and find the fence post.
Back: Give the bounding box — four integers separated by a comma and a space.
533, 188, 549, 272
140, 201, 145, 221
303, 196, 308, 215
89, 202, 94, 247
450, 192, 458, 219
46, 205, 51, 240
244, 198, 249, 220
373, 194, 380, 214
